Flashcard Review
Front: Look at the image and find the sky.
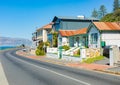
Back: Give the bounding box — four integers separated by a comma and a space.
0, 0, 114, 40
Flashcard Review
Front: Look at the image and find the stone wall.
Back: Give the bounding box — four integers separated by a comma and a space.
86, 48, 101, 58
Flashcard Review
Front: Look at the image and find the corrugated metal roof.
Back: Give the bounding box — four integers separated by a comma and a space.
76, 28, 87, 35
93, 22, 120, 31
52, 16, 99, 22
59, 28, 87, 37
59, 30, 76, 36
56, 16, 99, 20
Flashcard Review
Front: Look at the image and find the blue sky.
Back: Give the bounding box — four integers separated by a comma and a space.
0, 0, 113, 40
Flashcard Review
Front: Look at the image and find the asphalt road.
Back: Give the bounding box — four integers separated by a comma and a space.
0, 49, 120, 85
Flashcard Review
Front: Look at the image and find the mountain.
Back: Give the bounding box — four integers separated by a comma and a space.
0, 37, 32, 46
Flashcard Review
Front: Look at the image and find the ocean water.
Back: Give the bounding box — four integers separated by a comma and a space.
0, 46, 16, 50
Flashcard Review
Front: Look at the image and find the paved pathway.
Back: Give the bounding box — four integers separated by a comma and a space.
94, 57, 109, 65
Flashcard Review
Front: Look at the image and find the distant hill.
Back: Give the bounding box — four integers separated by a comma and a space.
0, 37, 32, 46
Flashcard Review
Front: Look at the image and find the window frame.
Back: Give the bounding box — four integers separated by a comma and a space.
91, 33, 98, 44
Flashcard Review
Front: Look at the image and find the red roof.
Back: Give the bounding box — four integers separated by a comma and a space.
42, 22, 53, 29
93, 22, 120, 31
59, 30, 76, 36
76, 28, 87, 35
59, 28, 87, 37
36, 22, 53, 31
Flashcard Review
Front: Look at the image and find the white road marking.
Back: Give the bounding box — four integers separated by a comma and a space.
0, 62, 9, 85
8, 53, 91, 85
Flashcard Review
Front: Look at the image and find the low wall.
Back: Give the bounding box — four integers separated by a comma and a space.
86, 48, 101, 58
30, 49, 36, 55
47, 47, 58, 53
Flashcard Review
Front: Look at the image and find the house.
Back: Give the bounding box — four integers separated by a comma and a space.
32, 22, 53, 47
32, 32, 37, 48
88, 22, 120, 48
58, 28, 88, 47
52, 16, 99, 31
52, 16, 99, 47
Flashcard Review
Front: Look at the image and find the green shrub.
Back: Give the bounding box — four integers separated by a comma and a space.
37, 41, 44, 50
73, 54, 80, 57
82, 56, 105, 64
62, 45, 70, 51
44, 41, 50, 46
35, 41, 45, 56
52, 32, 58, 47
73, 49, 80, 57
77, 49, 80, 55
35, 49, 45, 56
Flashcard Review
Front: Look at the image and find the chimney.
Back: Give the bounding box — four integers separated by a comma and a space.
77, 15, 85, 19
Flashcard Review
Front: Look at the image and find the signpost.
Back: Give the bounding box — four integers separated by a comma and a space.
58, 46, 62, 59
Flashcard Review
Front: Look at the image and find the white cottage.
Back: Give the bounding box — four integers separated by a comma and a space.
58, 28, 87, 47
88, 22, 120, 48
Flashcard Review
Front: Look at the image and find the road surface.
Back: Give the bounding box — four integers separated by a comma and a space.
0, 49, 120, 85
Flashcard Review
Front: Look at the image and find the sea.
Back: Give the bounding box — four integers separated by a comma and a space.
0, 46, 16, 50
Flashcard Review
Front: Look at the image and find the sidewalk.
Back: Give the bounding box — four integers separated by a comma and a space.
16, 51, 120, 75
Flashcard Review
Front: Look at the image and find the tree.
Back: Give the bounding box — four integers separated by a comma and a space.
113, 0, 120, 11
52, 32, 58, 47
99, 5, 107, 18
91, 8, 98, 18
101, 8, 120, 22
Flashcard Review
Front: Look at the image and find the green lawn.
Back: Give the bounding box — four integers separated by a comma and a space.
82, 56, 105, 64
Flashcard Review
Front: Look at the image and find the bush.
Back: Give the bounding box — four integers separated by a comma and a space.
35, 49, 45, 56
77, 49, 80, 55
35, 41, 45, 56
73, 54, 80, 57
82, 56, 105, 64
52, 32, 58, 47
44, 41, 50, 47
62, 45, 70, 51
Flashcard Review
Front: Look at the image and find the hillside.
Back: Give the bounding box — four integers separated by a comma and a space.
101, 9, 120, 22
0, 37, 32, 46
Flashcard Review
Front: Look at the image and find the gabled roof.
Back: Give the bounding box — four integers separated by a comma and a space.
59, 28, 87, 37
93, 22, 120, 31
59, 30, 76, 37
36, 22, 53, 31
42, 22, 53, 29
76, 28, 87, 35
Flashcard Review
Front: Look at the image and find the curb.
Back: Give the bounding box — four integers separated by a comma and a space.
95, 69, 120, 76
16, 51, 120, 76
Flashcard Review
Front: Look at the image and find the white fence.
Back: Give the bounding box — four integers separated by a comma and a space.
47, 47, 58, 53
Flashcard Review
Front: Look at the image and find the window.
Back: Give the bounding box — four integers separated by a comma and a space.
37, 30, 42, 36
91, 33, 98, 44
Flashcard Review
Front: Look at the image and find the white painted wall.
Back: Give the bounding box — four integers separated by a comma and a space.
47, 47, 58, 53
62, 37, 69, 46
101, 32, 120, 47
88, 25, 101, 48
43, 30, 47, 42
58, 34, 69, 46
